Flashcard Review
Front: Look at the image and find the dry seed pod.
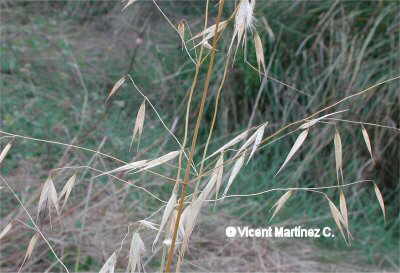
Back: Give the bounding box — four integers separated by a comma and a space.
0, 223, 12, 240
223, 153, 245, 197
373, 183, 386, 222
127, 232, 145, 273
130, 100, 146, 150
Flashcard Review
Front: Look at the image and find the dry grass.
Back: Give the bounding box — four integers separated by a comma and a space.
0, 1, 399, 272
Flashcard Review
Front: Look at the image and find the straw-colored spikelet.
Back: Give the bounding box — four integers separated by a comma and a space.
361, 125, 374, 161
208, 129, 249, 160
246, 122, 266, 164
373, 183, 386, 222
253, 31, 266, 78
137, 151, 180, 172
21, 233, 39, 269
127, 232, 145, 273
334, 129, 343, 184
299, 110, 348, 129
38, 177, 60, 216
190, 21, 229, 49
276, 129, 309, 175
270, 191, 293, 221
0, 222, 12, 240
222, 153, 245, 197
229, 0, 256, 57
106, 77, 126, 102
326, 197, 348, 245
153, 189, 177, 251
99, 252, 117, 273
0, 142, 12, 165
58, 174, 76, 211
130, 100, 146, 151
122, 0, 138, 11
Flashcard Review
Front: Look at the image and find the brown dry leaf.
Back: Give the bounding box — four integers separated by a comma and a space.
99, 252, 117, 273
361, 125, 374, 161
130, 100, 146, 150
138, 151, 179, 172
127, 232, 145, 273
223, 154, 245, 197
334, 129, 343, 183
276, 129, 309, 175
22, 233, 39, 266
59, 174, 76, 210
270, 191, 293, 221
106, 77, 125, 102
247, 123, 267, 164
253, 31, 266, 77
0, 142, 12, 165
0, 222, 12, 240
373, 183, 386, 222
208, 129, 249, 159
327, 198, 348, 244
152, 190, 177, 251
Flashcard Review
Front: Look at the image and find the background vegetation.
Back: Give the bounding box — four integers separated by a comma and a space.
1, 0, 399, 272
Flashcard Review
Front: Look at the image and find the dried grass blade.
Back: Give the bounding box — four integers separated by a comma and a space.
247, 123, 266, 164
0, 222, 12, 240
106, 77, 125, 102
223, 154, 245, 197
361, 125, 374, 161
270, 191, 293, 221
130, 100, 146, 151
99, 252, 116, 273
138, 151, 179, 172
0, 142, 12, 165
276, 129, 309, 175
373, 183, 386, 222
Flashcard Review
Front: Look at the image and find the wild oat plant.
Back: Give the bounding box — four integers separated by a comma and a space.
0, 0, 398, 272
